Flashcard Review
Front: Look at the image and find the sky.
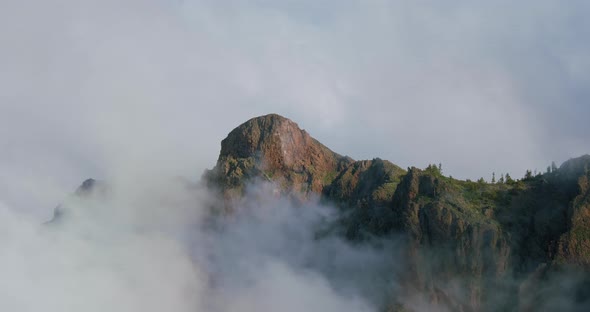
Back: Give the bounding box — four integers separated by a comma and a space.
1, 0, 589, 219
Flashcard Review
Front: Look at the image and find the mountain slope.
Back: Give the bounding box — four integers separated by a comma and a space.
57, 114, 590, 311
204, 114, 590, 311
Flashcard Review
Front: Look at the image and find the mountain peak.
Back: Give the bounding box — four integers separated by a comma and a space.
219, 113, 302, 161
207, 114, 353, 199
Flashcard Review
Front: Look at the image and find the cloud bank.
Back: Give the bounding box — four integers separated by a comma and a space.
1, 0, 589, 218
0, 2, 589, 309
0, 176, 397, 311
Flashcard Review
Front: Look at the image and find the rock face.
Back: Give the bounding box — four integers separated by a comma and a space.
324, 158, 406, 209
385, 159, 590, 311
553, 155, 590, 267
205, 114, 590, 311
389, 168, 510, 311
204, 113, 353, 202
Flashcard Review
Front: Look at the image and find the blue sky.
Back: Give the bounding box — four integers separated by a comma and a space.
1, 0, 589, 218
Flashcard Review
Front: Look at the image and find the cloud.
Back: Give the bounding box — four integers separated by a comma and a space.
220, 261, 373, 312
0, 198, 204, 312
1, 3, 588, 310
0, 171, 396, 312
1, 0, 588, 215
6, 174, 585, 312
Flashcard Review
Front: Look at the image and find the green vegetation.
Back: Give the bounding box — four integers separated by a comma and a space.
322, 170, 338, 185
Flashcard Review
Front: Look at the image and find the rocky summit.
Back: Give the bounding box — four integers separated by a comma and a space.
204, 114, 590, 311
204, 113, 354, 201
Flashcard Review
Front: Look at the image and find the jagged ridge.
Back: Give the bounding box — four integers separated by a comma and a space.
204, 114, 590, 311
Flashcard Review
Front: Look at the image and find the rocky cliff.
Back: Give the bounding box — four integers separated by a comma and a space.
204, 114, 590, 311
204, 114, 353, 204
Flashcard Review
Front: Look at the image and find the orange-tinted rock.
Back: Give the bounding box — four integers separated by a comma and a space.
205, 113, 353, 200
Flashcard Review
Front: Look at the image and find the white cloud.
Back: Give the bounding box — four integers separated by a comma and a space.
0, 0, 588, 214
0, 3, 588, 310
0, 175, 389, 311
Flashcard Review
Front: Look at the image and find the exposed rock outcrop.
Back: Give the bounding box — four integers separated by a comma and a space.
204, 114, 352, 200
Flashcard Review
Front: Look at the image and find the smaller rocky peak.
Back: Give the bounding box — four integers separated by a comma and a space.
75, 178, 98, 195
48, 178, 108, 223
390, 167, 450, 235
74, 178, 108, 197
323, 158, 406, 208
544, 155, 590, 199
393, 167, 423, 201
559, 154, 590, 178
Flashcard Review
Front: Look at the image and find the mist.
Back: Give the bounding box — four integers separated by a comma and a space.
2, 176, 588, 311
0, 176, 399, 311
1, 0, 589, 311
2, 0, 589, 219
